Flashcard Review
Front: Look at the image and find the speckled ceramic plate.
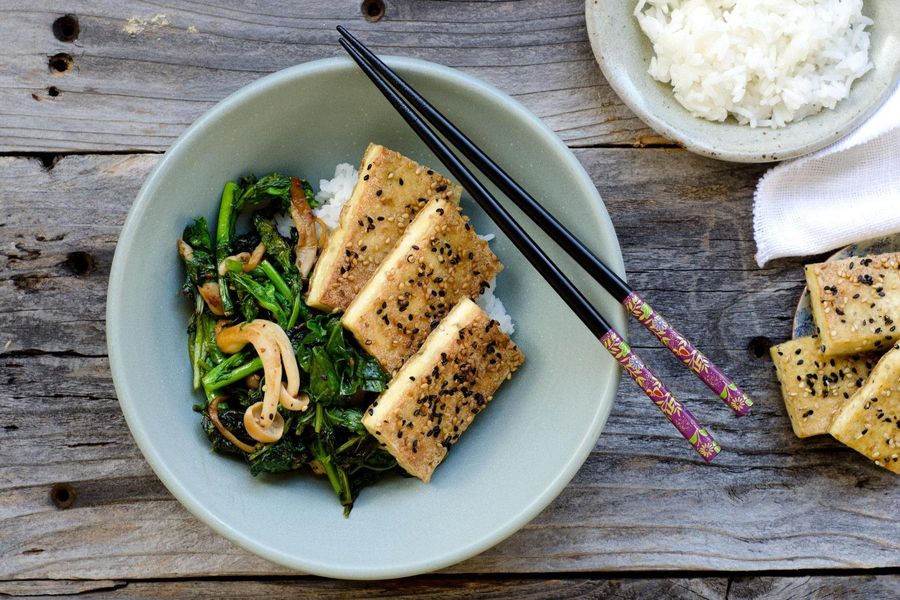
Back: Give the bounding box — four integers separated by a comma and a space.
793, 234, 900, 338
107, 57, 626, 580
585, 0, 900, 163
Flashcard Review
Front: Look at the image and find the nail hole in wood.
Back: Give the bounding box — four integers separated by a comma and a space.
37, 153, 60, 171
50, 483, 76, 509
747, 336, 772, 359
48, 53, 73, 75
65, 251, 95, 276
53, 14, 80, 42
361, 0, 385, 22
48, 86, 60, 97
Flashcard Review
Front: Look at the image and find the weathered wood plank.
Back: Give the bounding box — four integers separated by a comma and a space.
0, 577, 729, 599
729, 574, 900, 600
3, 574, 895, 599
0, 0, 659, 153
0, 580, 125, 597
1, 151, 898, 580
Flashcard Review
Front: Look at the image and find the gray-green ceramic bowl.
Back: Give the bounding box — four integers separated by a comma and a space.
107, 57, 626, 579
586, 0, 900, 163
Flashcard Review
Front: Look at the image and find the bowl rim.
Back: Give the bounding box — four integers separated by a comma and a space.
585, 0, 900, 163
107, 55, 625, 579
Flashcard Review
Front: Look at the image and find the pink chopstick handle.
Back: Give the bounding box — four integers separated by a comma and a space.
623, 292, 752, 416
600, 329, 721, 462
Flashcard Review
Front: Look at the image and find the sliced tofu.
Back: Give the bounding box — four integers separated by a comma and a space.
362, 298, 524, 482
829, 343, 900, 475
770, 336, 880, 438
306, 144, 461, 311
342, 197, 502, 373
805, 252, 900, 356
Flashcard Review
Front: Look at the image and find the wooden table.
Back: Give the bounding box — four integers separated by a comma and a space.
1, 2, 897, 597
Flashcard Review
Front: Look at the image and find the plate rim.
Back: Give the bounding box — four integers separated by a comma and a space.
585, 0, 900, 163
106, 56, 626, 579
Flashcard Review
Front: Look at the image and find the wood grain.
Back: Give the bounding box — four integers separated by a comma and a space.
729, 574, 900, 599
1, 151, 898, 580
2, 575, 898, 598
0, 0, 660, 153
0, 577, 729, 599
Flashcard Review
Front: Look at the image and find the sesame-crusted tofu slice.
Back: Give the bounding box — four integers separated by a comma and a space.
342, 197, 502, 373
805, 252, 900, 356
306, 144, 461, 311
770, 336, 880, 438
362, 298, 524, 482
829, 343, 900, 475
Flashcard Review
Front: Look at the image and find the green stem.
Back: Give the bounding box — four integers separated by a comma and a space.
202, 354, 263, 391
287, 287, 305, 329
335, 434, 365, 455
314, 402, 324, 434
254, 260, 292, 301
215, 182, 239, 316
229, 272, 288, 325
321, 458, 342, 496
191, 329, 203, 390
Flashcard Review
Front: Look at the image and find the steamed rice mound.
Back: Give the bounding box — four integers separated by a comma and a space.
635, 0, 873, 128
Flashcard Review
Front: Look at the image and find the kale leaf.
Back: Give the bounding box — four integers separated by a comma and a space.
237, 173, 292, 213
297, 316, 390, 405
249, 436, 308, 476
253, 215, 295, 276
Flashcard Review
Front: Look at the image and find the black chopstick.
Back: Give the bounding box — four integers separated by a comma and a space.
337, 26, 751, 417
337, 35, 721, 461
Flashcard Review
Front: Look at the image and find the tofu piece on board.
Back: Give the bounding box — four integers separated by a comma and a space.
805, 252, 900, 356
306, 143, 461, 311
829, 343, 900, 475
342, 197, 502, 373
361, 298, 524, 482
770, 336, 880, 438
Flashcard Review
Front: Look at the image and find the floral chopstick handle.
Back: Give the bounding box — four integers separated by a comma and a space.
601, 329, 721, 462
624, 292, 752, 415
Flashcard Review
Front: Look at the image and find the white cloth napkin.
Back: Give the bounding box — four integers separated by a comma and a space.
753, 83, 900, 266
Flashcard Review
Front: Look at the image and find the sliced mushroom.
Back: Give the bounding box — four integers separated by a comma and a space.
216, 321, 284, 432
208, 397, 258, 453
178, 241, 225, 316
262, 320, 308, 411
216, 319, 308, 442
244, 373, 261, 390
198, 281, 225, 316
290, 177, 318, 278
177, 239, 194, 262
217, 243, 266, 276
314, 216, 329, 248
244, 401, 285, 444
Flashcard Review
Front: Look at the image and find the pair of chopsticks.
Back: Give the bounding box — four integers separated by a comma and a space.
337, 27, 752, 461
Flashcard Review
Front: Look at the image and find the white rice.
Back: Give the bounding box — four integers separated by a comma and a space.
477, 279, 515, 335
473, 233, 514, 334
314, 163, 358, 229
634, 0, 873, 128
273, 212, 293, 238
